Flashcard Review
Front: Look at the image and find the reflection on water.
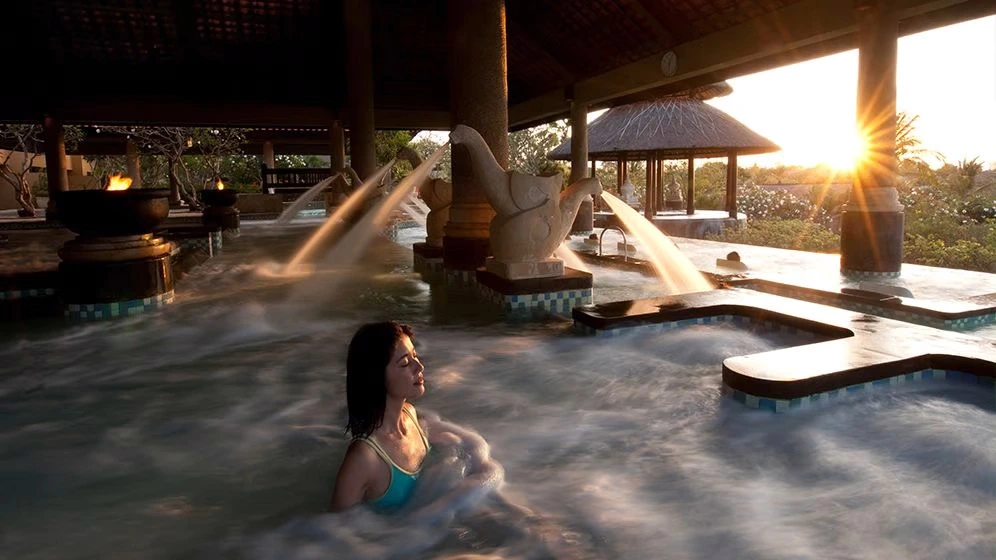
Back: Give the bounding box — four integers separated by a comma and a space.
1, 222, 994, 560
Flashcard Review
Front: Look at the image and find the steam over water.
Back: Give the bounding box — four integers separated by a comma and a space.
1, 222, 993, 559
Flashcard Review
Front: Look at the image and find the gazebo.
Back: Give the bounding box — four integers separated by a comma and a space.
548, 83, 780, 222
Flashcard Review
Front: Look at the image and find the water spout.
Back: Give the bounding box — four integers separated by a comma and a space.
312, 143, 449, 269
273, 173, 342, 225
283, 161, 395, 273
553, 243, 590, 273
599, 191, 712, 294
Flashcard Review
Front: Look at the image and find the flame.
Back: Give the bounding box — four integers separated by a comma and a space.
215, 179, 225, 190
106, 173, 133, 191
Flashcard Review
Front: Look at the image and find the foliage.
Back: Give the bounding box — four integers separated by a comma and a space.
508, 120, 569, 178
706, 219, 840, 253
274, 154, 328, 169
0, 124, 83, 215
734, 183, 832, 225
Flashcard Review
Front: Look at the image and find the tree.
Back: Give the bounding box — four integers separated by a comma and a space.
0, 124, 82, 217
508, 120, 569, 178
104, 127, 247, 209
957, 156, 983, 193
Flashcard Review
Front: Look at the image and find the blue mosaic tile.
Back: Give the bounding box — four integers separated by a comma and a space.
730, 368, 993, 413
65, 290, 174, 321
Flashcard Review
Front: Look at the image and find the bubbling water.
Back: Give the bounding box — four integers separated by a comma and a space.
1, 226, 993, 560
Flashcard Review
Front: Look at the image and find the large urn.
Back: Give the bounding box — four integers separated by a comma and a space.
55, 175, 175, 320
201, 179, 240, 233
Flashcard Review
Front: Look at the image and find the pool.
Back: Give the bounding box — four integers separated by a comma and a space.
1, 221, 993, 559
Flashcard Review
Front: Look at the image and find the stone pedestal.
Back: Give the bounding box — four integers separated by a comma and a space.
840, 207, 904, 278
570, 196, 594, 235
476, 267, 593, 316
485, 257, 564, 280
59, 234, 175, 320
413, 242, 445, 281
202, 205, 240, 237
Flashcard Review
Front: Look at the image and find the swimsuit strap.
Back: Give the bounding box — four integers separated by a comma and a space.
402, 404, 431, 452
354, 436, 400, 471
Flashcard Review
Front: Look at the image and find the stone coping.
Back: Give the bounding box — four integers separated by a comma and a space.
476, 266, 593, 296
727, 277, 996, 329
574, 249, 994, 331
572, 287, 996, 401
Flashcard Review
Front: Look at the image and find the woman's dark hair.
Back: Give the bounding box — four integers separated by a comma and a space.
345, 321, 415, 439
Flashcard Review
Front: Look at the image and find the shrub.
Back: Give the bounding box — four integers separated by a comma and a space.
706, 219, 840, 253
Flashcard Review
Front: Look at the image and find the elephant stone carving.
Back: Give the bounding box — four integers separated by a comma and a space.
449, 124, 602, 267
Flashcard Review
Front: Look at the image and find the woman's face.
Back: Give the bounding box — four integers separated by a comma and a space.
384, 335, 425, 400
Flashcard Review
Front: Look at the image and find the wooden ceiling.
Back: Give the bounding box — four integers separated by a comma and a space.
2, 0, 992, 130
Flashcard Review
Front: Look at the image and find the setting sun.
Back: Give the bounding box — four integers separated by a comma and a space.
821, 127, 868, 171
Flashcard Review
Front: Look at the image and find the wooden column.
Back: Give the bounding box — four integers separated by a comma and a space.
840, 0, 904, 275
570, 100, 592, 233
725, 151, 738, 218
644, 157, 653, 219
262, 140, 276, 169
42, 116, 68, 220
445, 0, 507, 270
345, 0, 376, 180
686, 157, 695, 215
125, 139, 142, 188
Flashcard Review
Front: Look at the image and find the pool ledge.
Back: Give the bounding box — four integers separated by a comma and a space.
572, 288, 996, 405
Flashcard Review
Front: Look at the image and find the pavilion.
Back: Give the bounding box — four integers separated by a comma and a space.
547, 82, 780, 226
2, 0, 993, 278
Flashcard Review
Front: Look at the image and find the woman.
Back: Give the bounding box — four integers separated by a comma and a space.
330, 321, 431, 513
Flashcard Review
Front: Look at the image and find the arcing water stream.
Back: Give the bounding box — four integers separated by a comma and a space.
600, 191, 713, 293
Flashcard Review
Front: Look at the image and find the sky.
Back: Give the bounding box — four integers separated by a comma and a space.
705, 14, 996, 170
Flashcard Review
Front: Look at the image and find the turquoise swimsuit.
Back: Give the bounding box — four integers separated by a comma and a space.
355, 405, 430, 513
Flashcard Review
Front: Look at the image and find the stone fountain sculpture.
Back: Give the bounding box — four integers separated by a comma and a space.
449, 124, 602, 279
396, 147, 452, 248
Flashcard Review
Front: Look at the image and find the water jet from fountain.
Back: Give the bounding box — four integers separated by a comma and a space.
282, 162, 395, 274
274, 173, 342, 225
554, 244, 590, 273
600, 191, 712, 293
313, 143, 448, 270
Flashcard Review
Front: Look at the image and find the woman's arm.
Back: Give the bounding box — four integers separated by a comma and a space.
329, 440, 378, 512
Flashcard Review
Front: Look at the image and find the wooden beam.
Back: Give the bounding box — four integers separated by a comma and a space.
628, 0, 677, 49
509, 0, 996, 129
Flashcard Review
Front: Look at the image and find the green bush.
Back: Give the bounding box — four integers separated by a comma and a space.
706, 219, 840, 253
904, 235, 996, 273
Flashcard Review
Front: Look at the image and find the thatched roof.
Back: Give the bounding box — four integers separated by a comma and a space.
548, 93, 781, 161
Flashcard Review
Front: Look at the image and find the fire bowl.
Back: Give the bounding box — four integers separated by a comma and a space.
56, 189, 171, 237
200, 189, 239, 208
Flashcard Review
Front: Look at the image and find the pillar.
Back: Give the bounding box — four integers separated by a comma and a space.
345, 0, 376, 180
43, 116, 68, 221
570, 102, 591, 234
840, 0, 904, 277
445, 0, 507, 270
725, 151, 738, 218
262, 140, 275, 169
644, 157, 654, 219
686, 157, 695, 215
328, 120, 348, 205
125, 139, 142, 188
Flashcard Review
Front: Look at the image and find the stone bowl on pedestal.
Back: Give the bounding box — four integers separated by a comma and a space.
55, 188, 171, 237
200, 188, 240, 233
54, 188, 175, 320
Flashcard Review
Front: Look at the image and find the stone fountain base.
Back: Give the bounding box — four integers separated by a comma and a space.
484, 257, 564, 280
59, 234, 175, 320
475, 267, 593, 316
413, 242, 445, 281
